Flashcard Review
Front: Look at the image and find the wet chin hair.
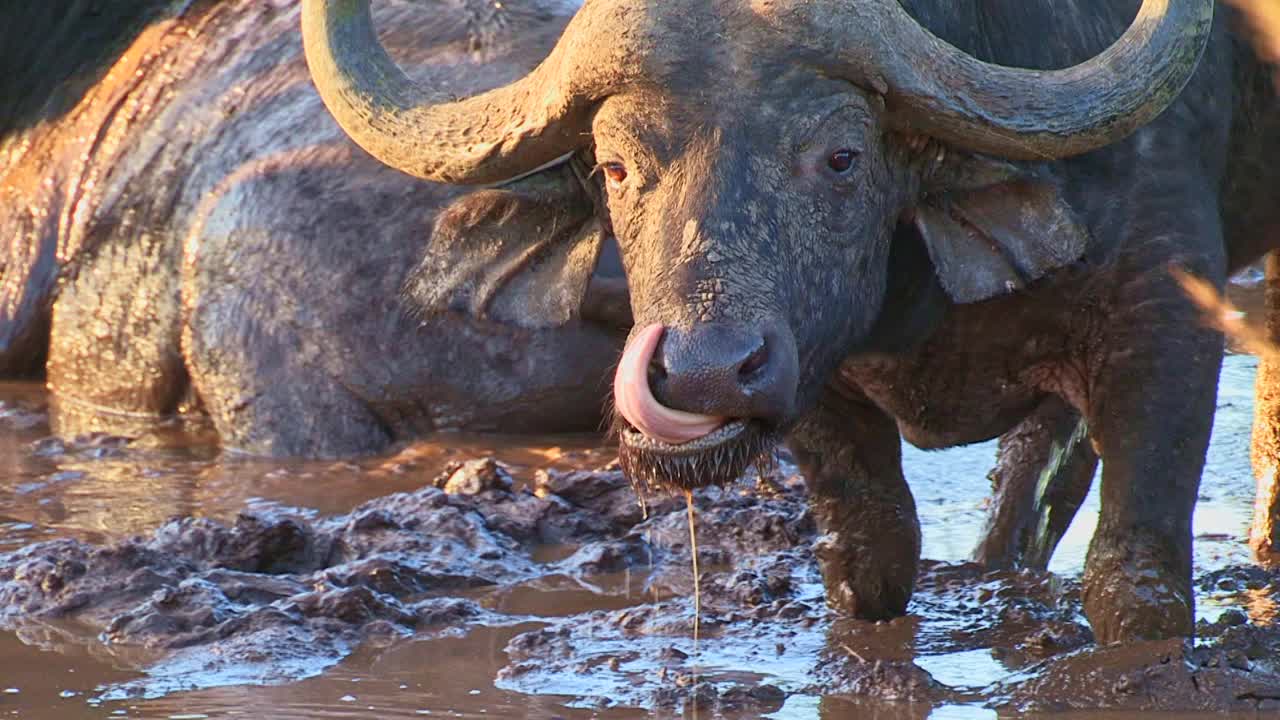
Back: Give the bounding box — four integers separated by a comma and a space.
613, 417, 779, 493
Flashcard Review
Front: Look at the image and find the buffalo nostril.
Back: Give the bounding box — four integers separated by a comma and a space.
648, 358, 667, 386
647, 330, 669, 387
738, 341, 770, 380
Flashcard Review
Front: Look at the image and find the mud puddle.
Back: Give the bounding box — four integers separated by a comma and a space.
0, 343, 1277, 715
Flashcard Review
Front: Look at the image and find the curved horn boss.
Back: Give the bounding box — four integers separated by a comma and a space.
775, 0, 1214, 159
300, 0, 636, 184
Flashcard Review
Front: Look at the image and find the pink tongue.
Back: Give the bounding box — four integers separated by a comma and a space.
614, 324, 725, 445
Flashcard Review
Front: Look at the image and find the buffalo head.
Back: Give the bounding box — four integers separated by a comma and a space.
302, 0, 1213, 489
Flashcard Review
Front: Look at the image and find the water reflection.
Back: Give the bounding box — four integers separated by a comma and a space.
1242, 586, 1280, 625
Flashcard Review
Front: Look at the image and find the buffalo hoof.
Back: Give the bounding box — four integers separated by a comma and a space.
814, 531, 915, 620
1082, 542, 1193, 644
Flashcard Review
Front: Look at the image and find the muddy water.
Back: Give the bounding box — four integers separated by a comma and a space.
0, 297, 1277, 717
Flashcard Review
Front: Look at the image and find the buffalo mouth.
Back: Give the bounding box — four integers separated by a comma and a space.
615, 417, 779, 492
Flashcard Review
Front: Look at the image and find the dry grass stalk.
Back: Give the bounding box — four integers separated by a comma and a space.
1172, 265, 1280, 564
1227, 0, 1280, 82
1171, 267, 1277, 357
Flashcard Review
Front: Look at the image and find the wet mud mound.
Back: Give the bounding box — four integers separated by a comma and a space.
4, 455, 1280, 713
0, 460, 542, 697
998, 632, 1280, 714
992, 567, 1280, 714
0, 458, 615, 696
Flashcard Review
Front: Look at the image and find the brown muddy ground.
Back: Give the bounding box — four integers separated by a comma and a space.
1, 290, 1279, 719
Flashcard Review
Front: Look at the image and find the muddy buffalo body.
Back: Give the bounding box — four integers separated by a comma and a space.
302, 0, 1280, 645
0, 0, 630, 456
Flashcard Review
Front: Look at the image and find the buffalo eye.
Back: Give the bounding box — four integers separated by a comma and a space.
601, 162, 628, 186
827, 149, 857, 174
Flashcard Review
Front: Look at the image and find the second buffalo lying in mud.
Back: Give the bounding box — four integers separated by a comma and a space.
304, 0, 1280, 645
0, 0, 628, 456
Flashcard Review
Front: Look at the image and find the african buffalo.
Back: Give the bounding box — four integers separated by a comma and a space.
304, 0, 1280, 644
0, 0, 627, 455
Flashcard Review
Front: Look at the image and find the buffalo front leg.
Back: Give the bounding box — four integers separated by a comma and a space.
1082, 243, 1225, 643
1252, 251, 1280, 564
788, 390, 919, 620
973, 396, 1098, 571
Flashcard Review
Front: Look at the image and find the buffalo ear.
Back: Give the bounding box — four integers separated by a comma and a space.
405, 160, 607, 329
910, 156, 1089, 304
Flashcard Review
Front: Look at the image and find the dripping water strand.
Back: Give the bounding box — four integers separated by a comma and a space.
636, 487, 656, 604
686, 489, 701, 644
686, 489, 702, 719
